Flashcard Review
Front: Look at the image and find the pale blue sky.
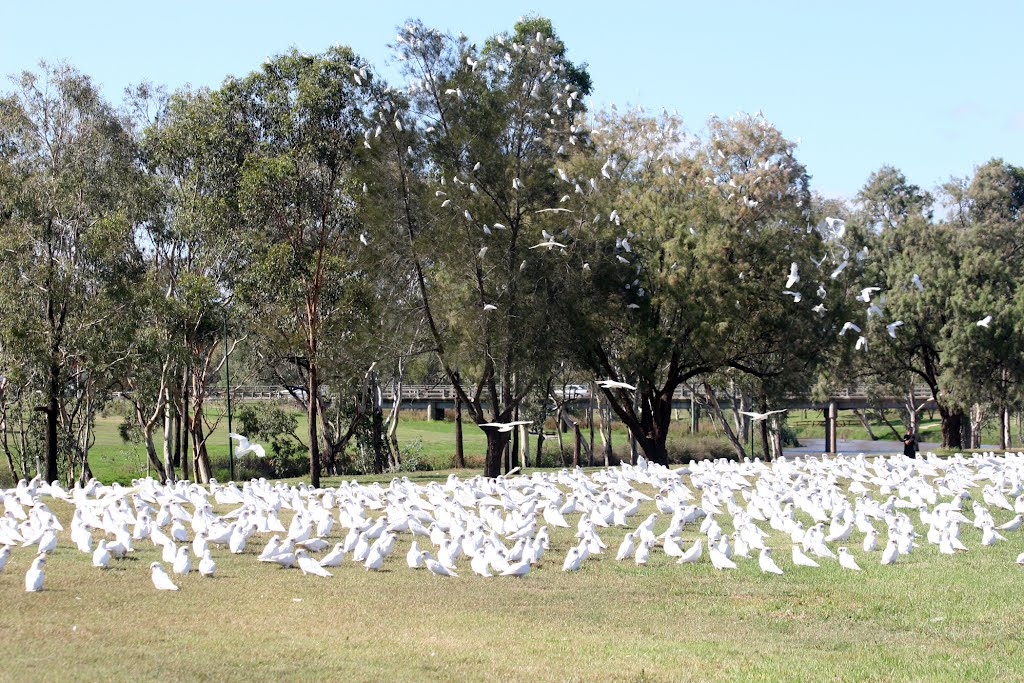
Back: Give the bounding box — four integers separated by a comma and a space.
2, 1, 1020, 199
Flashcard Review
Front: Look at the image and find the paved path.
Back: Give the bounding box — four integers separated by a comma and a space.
783, 438, 1001, 457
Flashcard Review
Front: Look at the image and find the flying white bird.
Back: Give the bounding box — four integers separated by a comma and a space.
150, 562, 179, 591
886, 321, 904, 338
857, 287, 881, 303
839, 321, 861, 336
977, 315, 992, 328
785, 262, 799, 289
228, 433, 266, 459
739, 409, 788, 422
529, 240, 567, 250
911, 273, 923, 291
597, 379, 636, 391
483, 304, 498, 312
782, 290, 802, 303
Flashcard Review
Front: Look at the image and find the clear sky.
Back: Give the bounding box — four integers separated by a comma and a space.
2, 0, 1020, 199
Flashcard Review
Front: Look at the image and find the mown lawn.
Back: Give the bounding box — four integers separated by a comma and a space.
2, 402, 1015, 486
0, 465, 1022, 681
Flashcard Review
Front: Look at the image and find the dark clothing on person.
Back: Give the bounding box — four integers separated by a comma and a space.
903, 432, 917, 458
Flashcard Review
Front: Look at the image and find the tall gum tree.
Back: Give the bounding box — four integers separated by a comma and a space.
0, 63, 145, 483
380, 17, 592, 477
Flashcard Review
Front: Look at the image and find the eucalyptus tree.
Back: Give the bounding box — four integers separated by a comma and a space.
133, 83, 252, 483
853, 167, 969, 447
555, 109, 827, 464
375, 17, 592, 477
0, 63, 146, 483
218, 47, 384, 486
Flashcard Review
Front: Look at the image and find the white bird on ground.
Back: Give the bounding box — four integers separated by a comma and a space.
320, 543, 346, 568
675, 538, 702, 565
228, 433, 266, 459
198, 550, 216, 577
837, 547, 862, 571
597, 379, 636, 391
297, 550, 333, 577
150, 562, 179, 591
471, 552, 493, 577
424, 553, 459, 577
880, 538, 899, 565
407, 541, 424, 569
501, 561, 531, 577
709, 544, 737, 570
616, 532, 637, 561
173, 546, 192, 575
562, 547, 583, 572
0, 545, 10, 573
977, 315, 992, 328
25, 553, 46, 592
791, 545, 819, 567
785, 262, 799, 289
739, 409, 787, 422
839, 321, 862, 336
759, 548, 784, 575
93, 540, 111, 569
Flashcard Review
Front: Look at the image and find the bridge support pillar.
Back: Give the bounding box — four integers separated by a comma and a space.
826, 401, 838, 454
426, 402, 436, 422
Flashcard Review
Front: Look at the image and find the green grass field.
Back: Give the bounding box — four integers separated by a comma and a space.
1, 401, 1015, 487
1, 466, 1022, 682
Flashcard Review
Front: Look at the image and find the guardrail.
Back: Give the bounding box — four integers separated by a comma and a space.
187, 382, 934, 403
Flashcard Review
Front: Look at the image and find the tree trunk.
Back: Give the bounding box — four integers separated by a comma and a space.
163, 387, 175, 483
588, 384, 595, 467
44, 360, 59, 484
572, 422, 581, 467
702, 383, 746, 460
307, 363, 321, 487
536, 431, 545, 468
484, 429, 510, 478
853, 410, 879, 440
519, 421, 530, 469
454, 391, 465, 468
181, 367, 190, 481
938, 403, 963, 450
999, 400, 1007, 450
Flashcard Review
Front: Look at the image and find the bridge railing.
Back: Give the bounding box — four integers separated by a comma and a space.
168, 382, 933, 404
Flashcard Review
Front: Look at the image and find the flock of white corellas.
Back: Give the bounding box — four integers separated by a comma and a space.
4, 443, 1024, 593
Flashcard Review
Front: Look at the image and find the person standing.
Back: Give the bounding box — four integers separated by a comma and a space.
902, 428, 917, 458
